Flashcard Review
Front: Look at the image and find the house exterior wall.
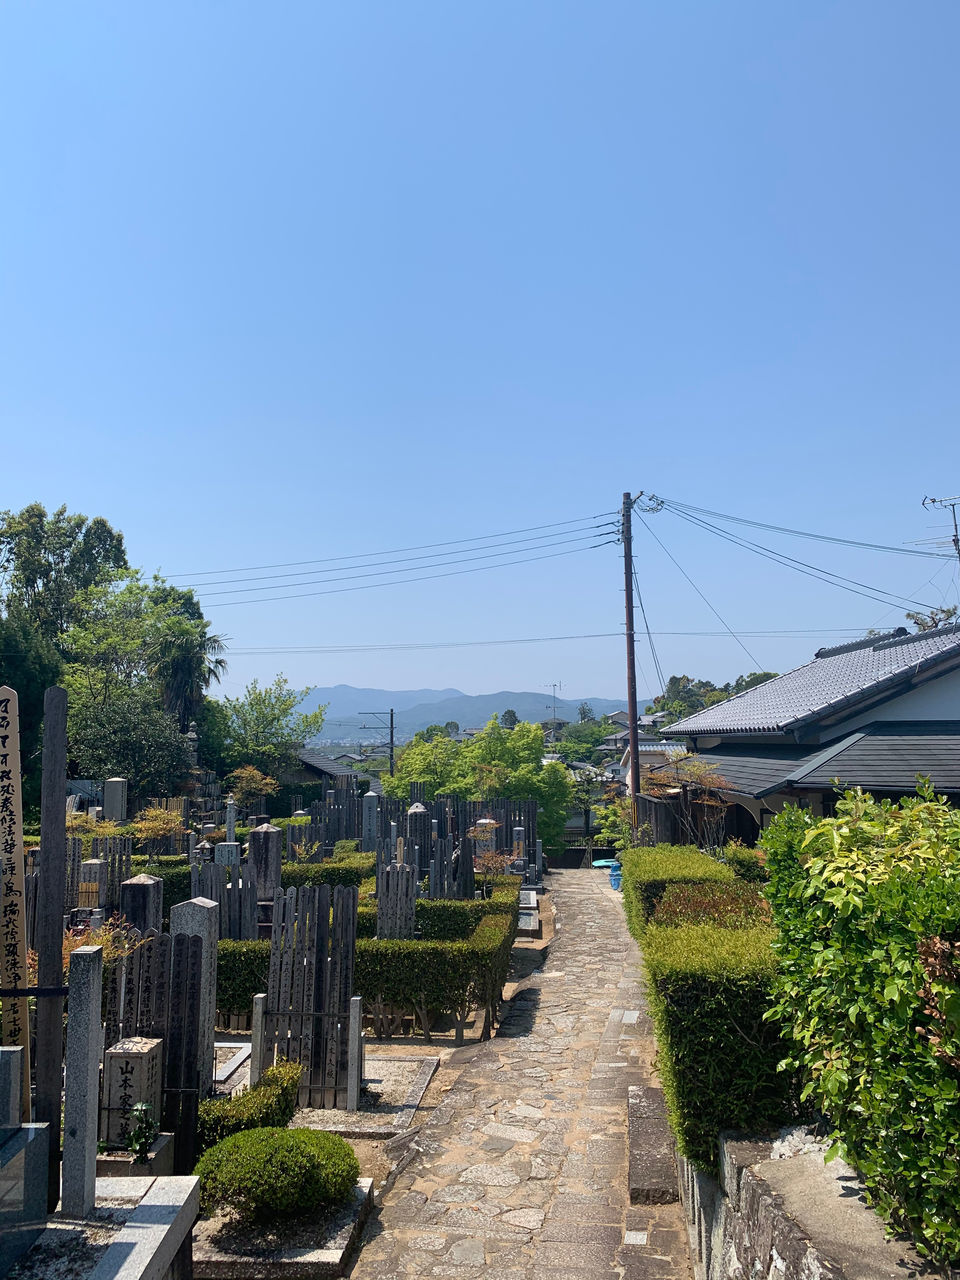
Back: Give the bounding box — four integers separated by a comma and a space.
830, 665, 960, 734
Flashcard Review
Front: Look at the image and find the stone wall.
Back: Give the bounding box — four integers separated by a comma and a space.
676, 1131, 947, 1280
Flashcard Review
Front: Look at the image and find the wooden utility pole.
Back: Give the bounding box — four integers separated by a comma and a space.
622, 493, 641, 836
389, 708, 395, 776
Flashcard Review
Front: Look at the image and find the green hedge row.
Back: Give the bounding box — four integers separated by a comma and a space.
196, 1061, 301, 1157
356, 881, 520, 940
217, 940, 271, 1016
764, 794, 960, 1266
642, 923, 797, 1167
620, 844, 734, 934
280, 852, 376, 889
354, 905, 518, 1041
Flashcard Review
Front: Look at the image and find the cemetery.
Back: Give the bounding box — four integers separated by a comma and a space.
0, 682, 545, 1279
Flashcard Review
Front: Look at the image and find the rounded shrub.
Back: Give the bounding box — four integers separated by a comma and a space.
196, 1127, 360, 1223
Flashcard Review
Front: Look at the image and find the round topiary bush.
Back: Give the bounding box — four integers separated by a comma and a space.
196, 1127, 360, 1223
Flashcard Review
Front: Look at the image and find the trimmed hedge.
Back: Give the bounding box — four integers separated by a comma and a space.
650, 881, 770, 929
355, 904, 518, 1040
280, 852, 376, 889
217, 940, 270, 1016
718, 844, 769, 884
196, 1127, 359, 1222
765, 792, 960, 1266
196, 1061, 301, 1157
356, 880, 520, 940
643, 923, 798, 1167
621, 844, 734, 934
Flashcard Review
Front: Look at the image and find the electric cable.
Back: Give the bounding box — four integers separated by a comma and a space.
631, 564, 666, 696
659, 497, 952, 560
666, 507, 940, 612
166, 511, 618, 580
637, 516, 765, 669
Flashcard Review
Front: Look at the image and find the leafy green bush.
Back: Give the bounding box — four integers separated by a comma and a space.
643, 923, 798, 1167
718, 842, 769, 883
334, 839, 360, 856
621, 844, 734, 934
356, 879, 520, 940
650, 880, 770, 929
196, 1061, 301, 1156
196, 1127, 359, 1222
765, 789, 960, 1266
217, 940, 270, 1016
280, 852, 376, 889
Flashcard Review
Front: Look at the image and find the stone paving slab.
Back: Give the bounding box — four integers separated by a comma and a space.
348, 870, 692, 1280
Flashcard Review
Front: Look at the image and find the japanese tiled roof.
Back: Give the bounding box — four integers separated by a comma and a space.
663, 624, 960, 736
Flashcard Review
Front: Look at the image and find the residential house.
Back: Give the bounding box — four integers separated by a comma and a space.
653, 625, 960, 843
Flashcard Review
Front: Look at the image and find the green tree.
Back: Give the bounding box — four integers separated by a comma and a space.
499, 708, 518, 730
69, 684, 190, 804
577, 701, 594, 723
220, 676, 327, 776
443, 720, 459, 737
383, 716, 574, 852
556, 716, 612, 765
649, 671, 778, 726
0, 503, 127, 643
0, 604, 63, 811
905, 605, 959, 632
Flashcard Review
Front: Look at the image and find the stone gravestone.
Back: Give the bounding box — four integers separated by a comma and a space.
360, 791, 378, 852
80, 859, 107, 908
102, 777, 128, 823
406, 802, 432, 875
248, 824, 281, 901
225, 795, 237, 844
0, 688, 31, 1118
120, 874, 162, 935
100, 1037, 162, 1146
170, 898, 218, 1099
0, 1047, 49, 1272
62, 945, 103, 1218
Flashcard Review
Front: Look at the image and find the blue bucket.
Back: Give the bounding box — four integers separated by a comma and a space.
609, 865, 622, 890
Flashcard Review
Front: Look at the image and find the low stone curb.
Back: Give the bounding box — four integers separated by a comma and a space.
628, 1083, 679, 1205
193, 1178, 373, 1279
301, 1055, 439, 1140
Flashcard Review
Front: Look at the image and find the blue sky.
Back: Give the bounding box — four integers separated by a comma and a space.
2, 2, 958, 703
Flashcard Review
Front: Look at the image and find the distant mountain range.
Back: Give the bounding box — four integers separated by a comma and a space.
299, 684, 636, 744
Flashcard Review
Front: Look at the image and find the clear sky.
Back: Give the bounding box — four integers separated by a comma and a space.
3, 2, 958, 704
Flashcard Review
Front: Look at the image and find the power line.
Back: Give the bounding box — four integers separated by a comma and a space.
196, 530, 612, 599
666, 507, 940, 612
660, 497, 953, 560
165, 511, 618, 579
207, 539, 616, 607
631, 565, 665, 696
637, 515, 764, 669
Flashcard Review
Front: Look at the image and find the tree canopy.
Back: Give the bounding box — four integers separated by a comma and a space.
218, 676, 327, 776
382, 715, 573, 849
647, 671, 779, 726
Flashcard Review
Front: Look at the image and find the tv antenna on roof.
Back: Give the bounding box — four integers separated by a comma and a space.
921, 495, 960, 571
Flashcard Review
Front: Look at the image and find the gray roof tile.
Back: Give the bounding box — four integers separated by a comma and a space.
663, 625, 960, 736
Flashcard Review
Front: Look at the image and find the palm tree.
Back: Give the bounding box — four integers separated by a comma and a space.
148, 619, 228, 730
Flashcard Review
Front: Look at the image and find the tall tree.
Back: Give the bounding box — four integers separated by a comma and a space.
219, 676, 327, 776
499, 708, 518, 730
577, 701, 595, 723
68, 684, 190, 804
0, 503, 127, 643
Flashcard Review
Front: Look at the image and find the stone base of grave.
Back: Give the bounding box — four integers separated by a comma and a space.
95, 1132, 175, 1179
193, 1178, 373, 1278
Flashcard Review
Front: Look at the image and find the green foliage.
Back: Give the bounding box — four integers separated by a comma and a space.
0, 502, 127, 643
764, 790, 960, 1265
382, 716, 574, 851
620, 844, 734, 933
196, 1062, 302, 1157
356, 880, 520, 940
643, 924, 797, 1167
648, 671, 779, 727
280, 851, 376, 889
125, 1102, 160, 1161
717, 841, 769, 883
556, 717, 611, 765
218, 675, 327, 776
499, 708, 518, 730
217, 940, 271, 1015
196, 1127, 359, 1222
651, 880, 770, 929
70, 685, 191, 801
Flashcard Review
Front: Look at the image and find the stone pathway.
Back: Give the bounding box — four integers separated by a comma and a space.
350, 869, 692, 1280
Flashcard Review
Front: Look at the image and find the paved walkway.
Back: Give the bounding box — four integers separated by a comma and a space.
350, 870, 692, 1280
